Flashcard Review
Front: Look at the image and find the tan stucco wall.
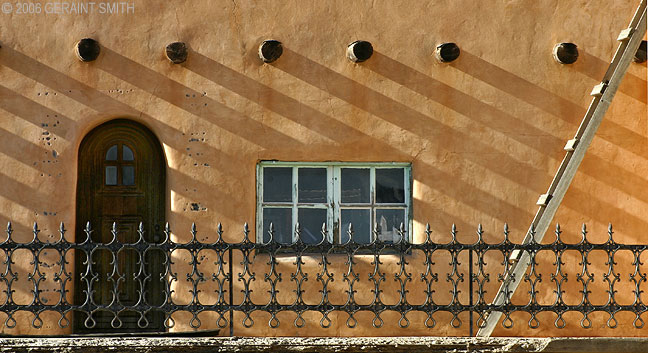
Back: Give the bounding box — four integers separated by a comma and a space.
0, 0, 646, 337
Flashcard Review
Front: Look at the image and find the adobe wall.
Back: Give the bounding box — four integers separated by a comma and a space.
0, 0, 646, 337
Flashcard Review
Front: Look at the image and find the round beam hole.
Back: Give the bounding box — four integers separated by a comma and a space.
75, 38, 100, 62
634, 40, 647, 63
553, 43, 578, 64
258, 40, 283, 63
347, 40, 373, 62
166, 42, 188, 64
435, 43, 460, 63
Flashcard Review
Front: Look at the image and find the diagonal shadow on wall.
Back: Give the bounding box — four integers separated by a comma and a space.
0, 47, 249, 223
453, 51, 648, 160
0, 46, 538, 232
0, 84, 73, 141
449, 51, 648, 234
452, 52, 586, 123
365, 52, 648, 218
96, 48, 302, 151
0, 46, 244, 173
187, 50, 412, 149
271, 48, 648, 237
0, 125, 54, 174
3, 46, 645, 241
185, 49, 537, 231
577, 51, 647, 104
366, 52, 565, 148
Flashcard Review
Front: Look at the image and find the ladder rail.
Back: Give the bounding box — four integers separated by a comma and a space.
476, 0, 647, 337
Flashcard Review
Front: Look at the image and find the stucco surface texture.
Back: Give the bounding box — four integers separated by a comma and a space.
1, 336, 646, 353
0, 0, 646, 338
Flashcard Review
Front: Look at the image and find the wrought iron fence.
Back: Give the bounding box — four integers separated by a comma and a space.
1, 221, 647, 335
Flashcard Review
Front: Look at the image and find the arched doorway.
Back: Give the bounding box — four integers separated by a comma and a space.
75, 119, 165, 333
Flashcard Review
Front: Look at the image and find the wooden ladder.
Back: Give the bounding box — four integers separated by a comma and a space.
477, 0, 648, 337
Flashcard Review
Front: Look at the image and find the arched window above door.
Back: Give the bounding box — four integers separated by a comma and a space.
106, 145, 118, 160
104, 143, 136, 186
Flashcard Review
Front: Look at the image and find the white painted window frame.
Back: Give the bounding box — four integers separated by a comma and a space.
256, 161, 412, 244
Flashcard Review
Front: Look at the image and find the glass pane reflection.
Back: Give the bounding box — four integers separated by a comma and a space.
263, 167, 292, 202
341, 168, 370, 203
105, 166, 117, 185
376, 209, 405, 242
106, 145, 117, 161
298, 168, 327, 203
298, 208, 326, 244
340, 209, 370, 244
376, 169, 404, 203
123, 146, 134, 161
262, 208, 292, 244
122, 166, 135, 186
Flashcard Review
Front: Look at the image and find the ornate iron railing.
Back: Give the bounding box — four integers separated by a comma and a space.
1, 221, 647, 335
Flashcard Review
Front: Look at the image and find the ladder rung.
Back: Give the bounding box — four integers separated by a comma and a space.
591, 82, 607, 97
564, 139, 579, 151
618, 27, 634, 41
536, 193, 552, 206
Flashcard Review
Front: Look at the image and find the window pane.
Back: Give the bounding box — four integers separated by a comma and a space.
341, 168, 370, 203
106, 145, 117, 161
340, 209, 370, 244
105, 166, 117, 185
376, 209, 406, 242
298, 168, 327, 203
122, 166, 135, 186
376, 169, 405, 203
262, 208, 292, 244
123, 145, 134, 161
263, 167, 292, 202
298, 208, 326, 244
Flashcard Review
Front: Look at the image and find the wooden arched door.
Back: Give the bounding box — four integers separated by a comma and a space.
75, 119, 165, 333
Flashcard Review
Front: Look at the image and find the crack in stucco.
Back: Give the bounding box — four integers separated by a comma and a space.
230, 0, 245, 55
412, 140, 429, 162
174, 8, 181, 40
138, 86, 156, 123
258, 109, 269, 139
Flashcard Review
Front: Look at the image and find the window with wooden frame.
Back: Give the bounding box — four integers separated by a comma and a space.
257, 162, 411, 244
104, 144, 136, 187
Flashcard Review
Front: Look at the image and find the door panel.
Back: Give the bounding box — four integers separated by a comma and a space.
75, 119, 165, 333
